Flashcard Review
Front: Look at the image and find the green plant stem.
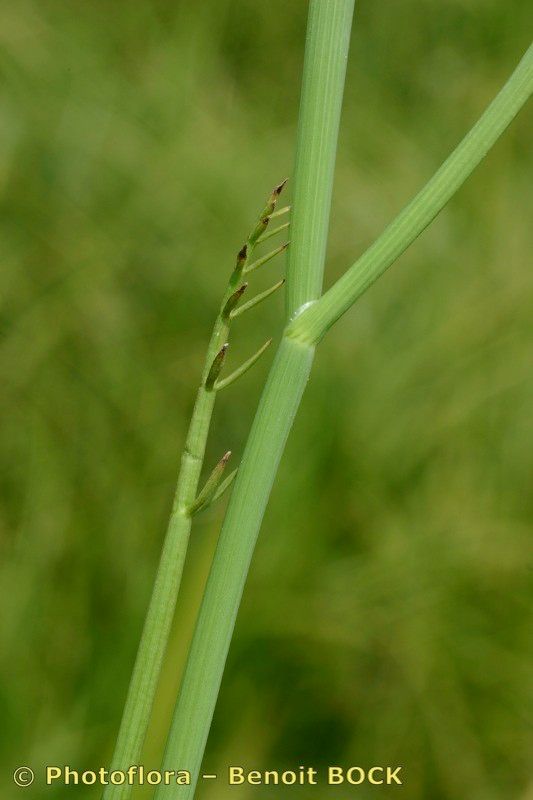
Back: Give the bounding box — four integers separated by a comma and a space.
103, 198, 279, 800
157, 339, 314, 800
288, 40, 533, 344
156, 2, 355, 797
286, 0, 356, 315
157, 28, 531, 800
103, 311, 226, 800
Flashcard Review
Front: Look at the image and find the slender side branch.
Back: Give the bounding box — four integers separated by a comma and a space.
156, 20, 530, 800
215, 338, 273, 391
156, 339, 314, 800
231, 279, 285, 319
156, 2, 355, 797
244, 242, 289, 275
256, 220, 290, 243
287, 41, 533, 345
103, 182, 288, 800
270, 205, 291, 219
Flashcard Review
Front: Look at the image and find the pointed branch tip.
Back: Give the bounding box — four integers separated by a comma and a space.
189, 450, 232, 515
231, 278, 285, 319
244, 241, 289, 274
249, 180, 288, 246
215, 338, 273, 391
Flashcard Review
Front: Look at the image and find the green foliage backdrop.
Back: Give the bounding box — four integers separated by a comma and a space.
1, 2, 531, 798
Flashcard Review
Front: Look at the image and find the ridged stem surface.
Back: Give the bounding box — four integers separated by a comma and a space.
103, 195, 278, 800
156, 2, 355, 797
286, 0, 355, 315
154, 15, 529, 800
156, 337, 314, 798
288, 41, 533, 344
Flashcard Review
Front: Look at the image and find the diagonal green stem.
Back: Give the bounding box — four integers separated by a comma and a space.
156, 2, 355, 797
157, 339, 315, 800
156, 25, 531, 800
103, 190, 285, 800
102, 298, 227, 800
288, 41, 533, 344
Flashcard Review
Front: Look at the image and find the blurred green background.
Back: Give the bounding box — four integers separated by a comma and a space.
1, 1, 532, 798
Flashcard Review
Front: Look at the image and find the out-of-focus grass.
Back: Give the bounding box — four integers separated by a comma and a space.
0, 2, 531, 798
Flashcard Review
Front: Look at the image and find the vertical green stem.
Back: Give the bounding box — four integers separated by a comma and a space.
156, 2, 355, 797
104, 10, 529, 800
287, 0, 355, 315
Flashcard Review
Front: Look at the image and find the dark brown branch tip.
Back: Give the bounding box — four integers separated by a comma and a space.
205, 343, 229, 389
237, 245, 248, 262
274, 178, 288, 195
223, 284, 248, 317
